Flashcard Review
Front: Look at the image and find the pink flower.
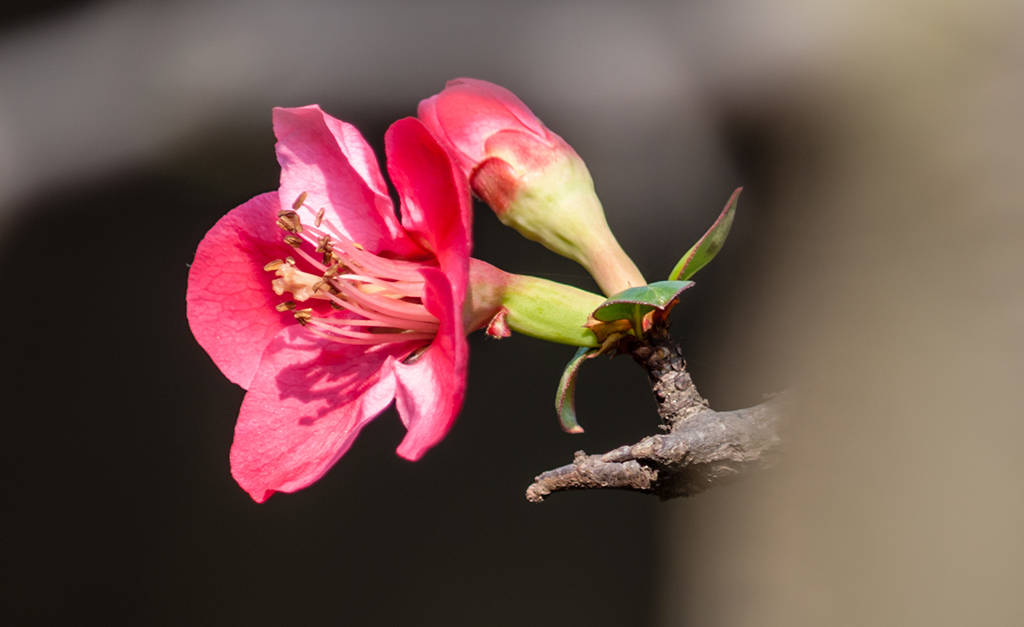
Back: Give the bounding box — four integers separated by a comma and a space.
186, 106, 475, 502
418, 78, 645, 296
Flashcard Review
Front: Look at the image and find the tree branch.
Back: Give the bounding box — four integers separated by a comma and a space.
526, 325, 788, 502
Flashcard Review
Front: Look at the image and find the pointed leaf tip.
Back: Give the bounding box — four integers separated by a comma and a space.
556, 346, 598, 433
669, 187, 741, 281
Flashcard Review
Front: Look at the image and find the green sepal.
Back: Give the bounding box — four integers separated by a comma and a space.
591, 280, 694, 335
555, 346, 598, 433
668, 187, 741, 281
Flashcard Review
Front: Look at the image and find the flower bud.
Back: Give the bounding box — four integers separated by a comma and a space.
418, 78, 645, 296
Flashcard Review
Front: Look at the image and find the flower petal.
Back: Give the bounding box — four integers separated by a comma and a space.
384, 117, 471, 302
230, 325, 419, 502
445, 78, 549, 137
394, 267, 468, 461
418, 78, 550, 172
186, 192, 290, 388
273, 105, 418, 257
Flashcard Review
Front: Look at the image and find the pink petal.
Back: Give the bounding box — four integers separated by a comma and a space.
418, 78, 552, 172
483, 129, 562, 175
394, 267, 468, 461
384, 117, 471, 302
273, 106, 418, 257
230, 325, 419, 502
416, 92, 444, 146
416, 92, 466, 168
445, 78, 549, 138
320, 114, 390, 201
186, 192, 290, 388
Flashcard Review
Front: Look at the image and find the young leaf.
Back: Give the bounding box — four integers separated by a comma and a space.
668, 187, 741, 281
555, 346, 598, 433
591, 281, 696, 322
590, 280, 695, 336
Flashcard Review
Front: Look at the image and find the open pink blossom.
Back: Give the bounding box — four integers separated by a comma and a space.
187, 106, 478, 502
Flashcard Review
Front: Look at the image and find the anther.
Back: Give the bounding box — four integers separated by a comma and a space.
292, 191, 308, 210
284, 235, 303, 247
315, 207, 325, 227
264, 259, 285, 272
275, 301, 297, 312
315, 235, 333, 254
276, 210, 303, 234
285, 256, 296, 265
294, 308, 313, 325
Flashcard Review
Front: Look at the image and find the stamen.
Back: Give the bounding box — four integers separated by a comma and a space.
337, 274, 423, 297
329, 234, 428, 282
312, 313, 439, 333
315, 235, 333, 254
298, 222, 426, 281
276, 210, 303, 234
293, 248, 329, 274
324, 292, 437, 331
331, 278, 438, 323
305, 323, 435, 345
265, 200, 442, 349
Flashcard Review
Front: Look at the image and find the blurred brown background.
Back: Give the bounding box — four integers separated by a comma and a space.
2, 1, 1021, 625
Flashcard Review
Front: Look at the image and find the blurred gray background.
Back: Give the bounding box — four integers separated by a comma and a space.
2, 1, 1022, 625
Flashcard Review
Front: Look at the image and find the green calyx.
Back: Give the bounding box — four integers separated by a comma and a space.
500, 274, 604, 348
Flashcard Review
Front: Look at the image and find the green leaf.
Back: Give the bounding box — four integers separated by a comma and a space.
591, 280, 695, 335
668, 187, 741, 281
555, 346, 598, 433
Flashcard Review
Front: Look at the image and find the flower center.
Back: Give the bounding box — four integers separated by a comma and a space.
264, 192, 440, 346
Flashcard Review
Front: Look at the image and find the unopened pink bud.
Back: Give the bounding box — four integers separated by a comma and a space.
418, 79, 566, 171
419, 79, 646, 296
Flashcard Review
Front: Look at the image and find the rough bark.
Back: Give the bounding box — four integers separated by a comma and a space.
526, 325, 787, 502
